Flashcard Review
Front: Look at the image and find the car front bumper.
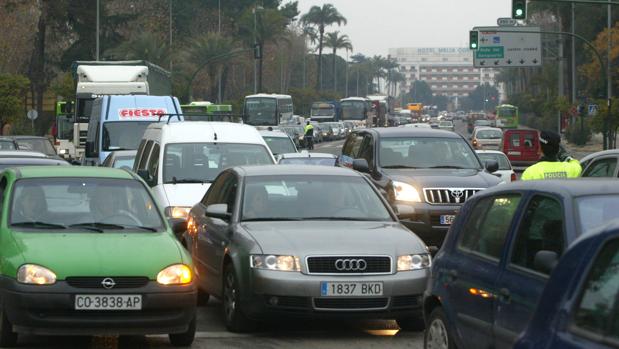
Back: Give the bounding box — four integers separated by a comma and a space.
242, 268, 428, 319
396, 201, 461, 247
0, 277, 196, 336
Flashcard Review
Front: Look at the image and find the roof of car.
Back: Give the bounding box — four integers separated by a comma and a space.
7, 166, 134, 180
579, 149, 619, 164
234, 164, 357, 177
475, 150, 507, 155
0, 158, 68, 166
481, 179, 619, 198
8, 136, 48, 140
259, 130, 289, 138
0, 150, 49, 158
108, 150, 137, 157
474, 127, 502, 132
364, 127, 461, 138
148, 121, 266, 144
278, 152, 337, 159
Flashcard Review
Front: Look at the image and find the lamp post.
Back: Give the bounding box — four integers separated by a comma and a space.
96, 0, 100, 60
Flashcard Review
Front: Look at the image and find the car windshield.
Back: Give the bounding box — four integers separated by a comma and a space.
477, 153, 511, 170
10, 178, 164, 231
439, 121, 452, 126
241, 175, 393, 222
245, 98, 277, 126
279, 157, 336, 166
475, 120, 492, 126
576, 195, 619, 234
163, 143, 273, 183
263, 136, 296, 155
477, 130, 503, 139
380, 137, 482, 169
0, 140, 15, 150
113, 157, 135, 169
102, 122, 154, 151
16, 138, 56, 155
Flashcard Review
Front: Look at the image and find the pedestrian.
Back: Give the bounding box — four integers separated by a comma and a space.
304, 121, 314, 150
521, 130, 582, 180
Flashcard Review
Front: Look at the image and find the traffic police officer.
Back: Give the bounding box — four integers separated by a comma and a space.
521, 130, 582, 180
304, 121, 314, 150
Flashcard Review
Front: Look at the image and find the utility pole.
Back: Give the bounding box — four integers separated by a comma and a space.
606, 4, 613, 149
96, 0, 100, 60
217, 0, 222, 103
169, 0, 173, 71
571, 3, 576, 104
253, 6, 258, 94
558, 5, 565, 134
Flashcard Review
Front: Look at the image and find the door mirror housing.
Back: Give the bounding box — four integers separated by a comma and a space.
484, 159, 499, 173
352, 158, 370, 173
85, 141, 98, 158
168, 218, 187, 239
534, 250, 559, 275
205, 204, 231, 221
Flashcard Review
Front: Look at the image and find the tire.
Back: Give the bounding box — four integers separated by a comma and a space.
197, 288, 210, 306
169, 314, 196, 347
0, 307, 17, 348
222, 263, 254, 332
397, 315, 425, 331
424, 307, 457, 349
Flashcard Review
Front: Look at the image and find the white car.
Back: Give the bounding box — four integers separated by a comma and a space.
402, 123, 432, 128
476, 150, 516, 183
438, 120, 455, 131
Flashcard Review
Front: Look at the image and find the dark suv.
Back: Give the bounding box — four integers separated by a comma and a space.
340, 128, 501, 247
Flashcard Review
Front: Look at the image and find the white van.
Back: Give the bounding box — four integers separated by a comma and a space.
133, 121, 275, 222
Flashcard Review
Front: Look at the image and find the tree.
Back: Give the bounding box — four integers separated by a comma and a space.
467, 83, 500, 111
300, 4, 347, 90
0, 74, 30, 131
433, 95, 449, 111
324, 31, 352, 92
408, 80, 434, 105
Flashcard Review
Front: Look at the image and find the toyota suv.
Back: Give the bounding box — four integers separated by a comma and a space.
340, 128, 501, 247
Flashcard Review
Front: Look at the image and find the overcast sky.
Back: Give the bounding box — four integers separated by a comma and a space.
296, 0, 512, 57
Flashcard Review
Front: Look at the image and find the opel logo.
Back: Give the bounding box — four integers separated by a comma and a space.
335, 259, 367, 271
451, 190, 464, 199
101, 278, 116, 289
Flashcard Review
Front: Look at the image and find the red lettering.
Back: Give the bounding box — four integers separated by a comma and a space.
120, 109, 129, 117
135, 109, 142, 117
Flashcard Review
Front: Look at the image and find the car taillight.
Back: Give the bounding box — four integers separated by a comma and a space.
511, 172, 517, 181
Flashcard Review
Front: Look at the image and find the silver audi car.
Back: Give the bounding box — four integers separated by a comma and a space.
186, 165, 430, 332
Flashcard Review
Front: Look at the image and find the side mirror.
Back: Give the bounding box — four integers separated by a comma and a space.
428, 246, 439, 257
534, 250, 559, 274
85, 141, 98, 158
168, 218, 188, 239
137, 169, 154, 186
71, 160, 81, 166
205, 204, 231, 221
485, 159, 499, 173
352, 158, 370, 173
395, 204, 415, 219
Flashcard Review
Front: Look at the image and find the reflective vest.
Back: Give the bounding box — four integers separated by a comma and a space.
304, 124, 314, 136
521, 159, 582, 181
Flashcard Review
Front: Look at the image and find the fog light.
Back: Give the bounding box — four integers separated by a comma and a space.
269, 296, 279, 306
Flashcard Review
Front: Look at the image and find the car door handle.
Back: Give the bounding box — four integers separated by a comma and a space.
498, 288, 511, 303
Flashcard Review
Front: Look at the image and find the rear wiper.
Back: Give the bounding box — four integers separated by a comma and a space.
69, 222, 126, 232
242, 217, 303, 222
11, 221, 67, 229
381, 165, 418, 169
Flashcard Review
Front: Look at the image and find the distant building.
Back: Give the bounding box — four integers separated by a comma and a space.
388, 47, 498, 102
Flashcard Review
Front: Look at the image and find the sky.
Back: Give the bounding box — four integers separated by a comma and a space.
296, 0, 512, 57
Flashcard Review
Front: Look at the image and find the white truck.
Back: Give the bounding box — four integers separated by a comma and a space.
56, 61, 171, 160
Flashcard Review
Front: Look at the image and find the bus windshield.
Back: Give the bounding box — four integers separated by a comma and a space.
341, 101, 366, 120
497, 107, 517, 118
245, 98, 277, 126
311, 104, 335, 117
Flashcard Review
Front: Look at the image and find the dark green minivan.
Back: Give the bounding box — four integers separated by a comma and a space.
0, 167, 196, 347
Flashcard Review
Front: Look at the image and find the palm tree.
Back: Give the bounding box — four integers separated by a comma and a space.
324, 31, 352, 93
300, 4, 347, 91
106, 32, 169, 68
302, 26, 318, 88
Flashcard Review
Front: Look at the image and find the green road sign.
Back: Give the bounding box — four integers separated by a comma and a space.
476, 47, 504, 59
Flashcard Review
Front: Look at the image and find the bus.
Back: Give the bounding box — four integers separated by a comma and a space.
496, 104, 519, 129
181, 101, 235, 122
407, 103, 423, 122
310, 101, 341, 122
243, 94, 294, 127
340, 97, 370, 127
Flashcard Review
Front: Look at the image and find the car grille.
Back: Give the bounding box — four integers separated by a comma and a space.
306, 256, 392, 274
391, 295, 422, 309
65, 277, 149, 289
424, 188, 482, 205
314, 297, 389, 310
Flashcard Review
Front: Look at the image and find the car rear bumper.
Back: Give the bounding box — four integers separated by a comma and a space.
0, 277, 196, 336
242, 268, 428, 319
396, 202, 461, 247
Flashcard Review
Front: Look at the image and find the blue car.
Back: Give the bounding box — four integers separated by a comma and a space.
423, 179, 619, 349
514, 219, 619, 349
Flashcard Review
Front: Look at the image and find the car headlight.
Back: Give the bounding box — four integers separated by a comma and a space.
165, 206, 191, 219
17, 264, 56, 285
157, 264, 192, 285
397, 254, 432, 271
393, 181, 422, 202
250, 255, 301, 272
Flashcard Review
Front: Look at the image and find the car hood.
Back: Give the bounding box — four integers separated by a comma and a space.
241, 221, 427, 256
163, 183, 211, 208
382, 168, 501, 188
11, 231, 185, 279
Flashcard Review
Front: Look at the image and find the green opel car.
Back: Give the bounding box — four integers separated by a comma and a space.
0, 167, 196, 347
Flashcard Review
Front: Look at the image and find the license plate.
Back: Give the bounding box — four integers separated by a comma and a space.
75, 295, 142, 310
320, 282, 383, 297
440, 215, 456, 225
508, 151, 521, 156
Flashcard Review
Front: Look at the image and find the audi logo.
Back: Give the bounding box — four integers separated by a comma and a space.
335, 259, 367, 271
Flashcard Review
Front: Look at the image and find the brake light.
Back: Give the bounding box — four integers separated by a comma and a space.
511, 172, 517, 181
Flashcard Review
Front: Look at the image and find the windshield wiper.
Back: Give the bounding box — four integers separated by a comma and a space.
169, 177, 211, 184
119, 225, 159, 232
242, 217, 303, 222
69, 222, 126, 232
381, 165, 418, 169
11, 221, 67, 229
300, 217, 378, 221
426, 165, 474, 169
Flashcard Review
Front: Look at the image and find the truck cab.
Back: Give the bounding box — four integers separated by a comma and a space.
84, 95, 182, 165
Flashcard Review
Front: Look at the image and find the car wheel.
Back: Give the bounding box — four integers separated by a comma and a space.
396, 316, 425, 331
223, 263, 254, 332
168, 314, 196, 347
424, 307, 457, 349
197, 288, 210, 306
0, 307, 17, 347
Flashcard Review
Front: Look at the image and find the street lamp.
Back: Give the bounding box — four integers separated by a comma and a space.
252, 5, 264, 94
